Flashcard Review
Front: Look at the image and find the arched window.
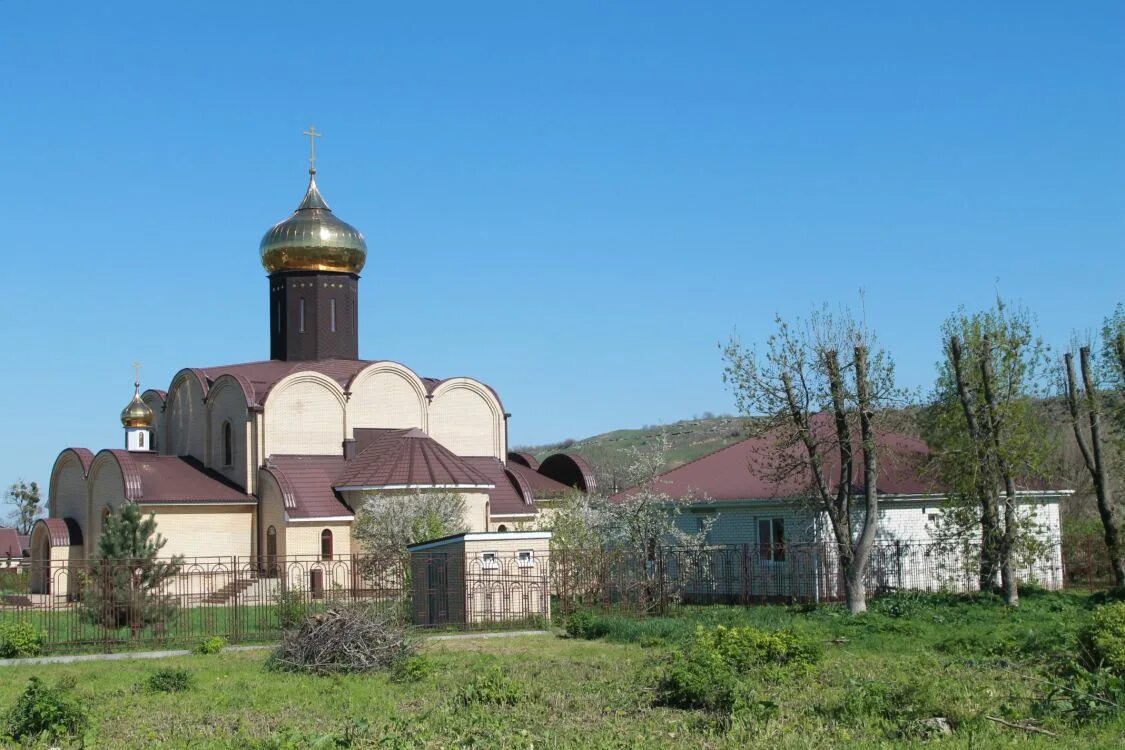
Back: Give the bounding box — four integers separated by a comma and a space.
497, 524, 508, 532
101, 506, 112, 531
222, 421, 233, 467
320, 529, 333, 561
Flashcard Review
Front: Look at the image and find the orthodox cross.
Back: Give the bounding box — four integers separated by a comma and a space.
303, 125, 322, 172
132, 361, 142, 387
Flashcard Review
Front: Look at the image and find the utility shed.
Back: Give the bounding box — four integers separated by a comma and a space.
408, 531, 552, 627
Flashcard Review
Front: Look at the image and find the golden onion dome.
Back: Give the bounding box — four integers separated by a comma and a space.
120, 383, 154, 428
259, 170, 367, 275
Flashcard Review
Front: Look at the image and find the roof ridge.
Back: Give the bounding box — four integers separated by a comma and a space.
614, 433, 763, 497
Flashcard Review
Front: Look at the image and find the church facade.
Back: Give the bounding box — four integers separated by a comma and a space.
33, 157, 591, 583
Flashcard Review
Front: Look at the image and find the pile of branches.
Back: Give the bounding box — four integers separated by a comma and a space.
269, 602, 414, 675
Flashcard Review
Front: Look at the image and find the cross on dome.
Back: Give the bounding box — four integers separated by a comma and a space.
303, 125, 322, 174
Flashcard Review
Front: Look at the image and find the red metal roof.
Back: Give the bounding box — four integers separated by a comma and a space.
506, 461, 573, 498
335, 429, 496, 489
460, 457, 537, 516
34, 518, 83, 548
128, 455, 257, 504
0, 528, 24, 559
263, 455, 352, 519
612, 431, 934, 503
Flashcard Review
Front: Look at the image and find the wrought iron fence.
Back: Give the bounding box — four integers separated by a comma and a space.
551, 537, 1068, 616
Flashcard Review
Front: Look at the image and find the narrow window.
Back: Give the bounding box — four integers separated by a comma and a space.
138, 432, 145, 448
298, 298, 306, 333
222, 421, 233, 466
330, 298, 337, 332
275, 300, 281, 332
320, 529, 333, 561
758, 518, 785, 562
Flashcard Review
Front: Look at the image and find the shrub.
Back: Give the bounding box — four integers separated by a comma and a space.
1079, 602, 1125, 674
564, 611, 597, 639
194, 636, 228, 655
270, 603, 413, 675
699, 625, 822, 674
146, 667, 193, 693
0, 622, 44, 658
657, 649, 740, 713
5, 676, 87, 741
275, 588, 307, 630
391, 654, 434, 683
456, 667, 523, 706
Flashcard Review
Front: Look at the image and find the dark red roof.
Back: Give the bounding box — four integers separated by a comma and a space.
34, 518, 83, 547
506, 461, 573, 498
264, 455, 352, 520
129, 455, 257, 504
0, 528, 24, 559
507, 452, 540, 471
460, 457, 537, 516
612, 431, 934, 503
335, 429, 496, 489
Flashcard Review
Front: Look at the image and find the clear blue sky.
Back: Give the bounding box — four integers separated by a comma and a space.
1, 2, 1122, 490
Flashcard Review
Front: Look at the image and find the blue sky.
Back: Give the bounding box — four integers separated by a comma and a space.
1, 2, 1122, 490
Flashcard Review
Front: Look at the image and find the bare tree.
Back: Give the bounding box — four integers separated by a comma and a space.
1063, 325, 1125, 587
722, 308, 901, 614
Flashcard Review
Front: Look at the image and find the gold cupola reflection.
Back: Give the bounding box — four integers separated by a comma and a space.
120, 382, 154, 428
259, 169, 368, 275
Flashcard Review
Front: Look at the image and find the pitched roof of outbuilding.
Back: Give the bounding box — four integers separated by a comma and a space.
0, 528, 24, 559
611, 430, 935, 503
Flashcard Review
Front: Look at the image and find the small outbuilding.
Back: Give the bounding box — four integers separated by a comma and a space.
408, 531, 552, 627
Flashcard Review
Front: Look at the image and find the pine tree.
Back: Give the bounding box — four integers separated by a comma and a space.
81, 503, 182, 633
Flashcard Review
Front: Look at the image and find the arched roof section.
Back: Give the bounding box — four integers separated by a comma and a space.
504, 466, 536, 507
428, 377, 505, 458
539, 453, 597, 494
261, 370, 348, 410
32, 518, 83, 548
507, 452, 540, 471
89, 449, 143, 501
259, 465, 297, 511
141, 389, 166, 407
205, 373, 256, 408
427, 376, 506, 416
50, 447, 95, 479
345, 360, 427, 397
167, 368, 210, 401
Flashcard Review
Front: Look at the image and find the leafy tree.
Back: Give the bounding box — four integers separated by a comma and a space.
722, 307, 901, 614
923, 300, 1051, 606
4, 480, 42, 535
82, 503, 182, 633
352, 491, 467, 583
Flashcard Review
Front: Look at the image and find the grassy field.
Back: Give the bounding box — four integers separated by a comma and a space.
0, 590, 1121, 748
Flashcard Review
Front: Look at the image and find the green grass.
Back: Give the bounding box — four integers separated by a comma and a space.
0, 590, 1118, 747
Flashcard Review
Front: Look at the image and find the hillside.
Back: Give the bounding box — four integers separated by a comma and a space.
517, 415, 754, 493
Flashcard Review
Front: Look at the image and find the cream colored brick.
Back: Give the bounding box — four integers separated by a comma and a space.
144, 506, 254, 560
264, 375, 346, 456
285, 522, 352, 559
165, 372, 207, 461
428, 381, 504, 458
348, 364, 427, 431
49, 455, 88, 531
207, 378, 250, 489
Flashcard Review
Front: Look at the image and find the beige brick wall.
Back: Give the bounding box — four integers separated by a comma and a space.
461, 492, 491, 532
50, 456, 88, 530
428, 381, 504, 459
258, 471, 287, 558
286, 521, 352, 560
264, 376, 346, 456
144, 505, 254, 560
166, 373, 207, 460
348, 365, 427, 431
208, 379, 250, 489
89, 457, 126, 555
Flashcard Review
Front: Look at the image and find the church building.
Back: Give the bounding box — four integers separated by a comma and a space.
33, 146, 592, 576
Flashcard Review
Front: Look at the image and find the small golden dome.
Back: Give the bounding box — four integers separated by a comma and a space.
259, 171, 367, 275
120, 383, 154, 428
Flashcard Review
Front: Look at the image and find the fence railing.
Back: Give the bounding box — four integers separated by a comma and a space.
551, 537, 1067, 616
0, 536, 1087, 653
